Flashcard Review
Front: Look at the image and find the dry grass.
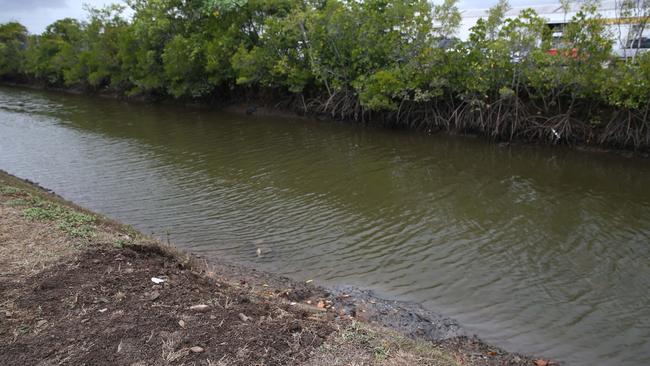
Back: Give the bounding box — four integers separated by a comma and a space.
160, 331, 190, 363
305, 321, 461, 366
0, 204, 75, 277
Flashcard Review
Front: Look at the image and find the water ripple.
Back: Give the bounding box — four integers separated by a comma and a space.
2, 86, 650, 366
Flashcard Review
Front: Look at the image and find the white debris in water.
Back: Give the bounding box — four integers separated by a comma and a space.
551, 128, 561, 139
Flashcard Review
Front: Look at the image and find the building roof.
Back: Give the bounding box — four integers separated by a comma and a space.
460, 0, 618, 18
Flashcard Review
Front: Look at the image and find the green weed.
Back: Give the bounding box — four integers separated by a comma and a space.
23, 206, 61, 221
373, 344, 390, 360
0, 185, 24, 196
23, 201, 96, 238
113, 238, 128, 248
3, 198, 30, 207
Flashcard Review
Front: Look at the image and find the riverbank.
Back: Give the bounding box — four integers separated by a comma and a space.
0, 170, 546, 365
3, 81, 648, 159
3, 0, 650, 152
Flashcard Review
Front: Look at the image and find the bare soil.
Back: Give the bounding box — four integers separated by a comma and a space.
1, 245, 333, 365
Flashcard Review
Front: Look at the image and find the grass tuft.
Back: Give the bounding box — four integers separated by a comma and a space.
22, 199, 96, 238
313, 321, 461, 366
3, 198, 31, 207
0, 185, 25, 196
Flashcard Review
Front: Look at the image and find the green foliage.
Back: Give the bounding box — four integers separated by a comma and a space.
355, 69, 405, 110
163, 34, 212, 97
433, 0, 462, 39
0, 22, 28, 78
602, 53, 650, 109
203, 0, 249, 14
23, 18, 85, 85
0, 0, 649, 147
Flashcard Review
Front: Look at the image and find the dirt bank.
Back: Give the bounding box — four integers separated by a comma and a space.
0, 170, 550, 365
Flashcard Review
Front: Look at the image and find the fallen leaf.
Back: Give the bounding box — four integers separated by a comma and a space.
534, 359, 549, 366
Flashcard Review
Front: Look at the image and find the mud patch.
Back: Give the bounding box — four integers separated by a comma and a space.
0, 246, 333, 365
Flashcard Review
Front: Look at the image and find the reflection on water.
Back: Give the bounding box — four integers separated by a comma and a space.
1, 86, 649, 366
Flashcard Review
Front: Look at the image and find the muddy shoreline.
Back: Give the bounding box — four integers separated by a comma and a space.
0, 169, 546, 365
195, 255, 536, 365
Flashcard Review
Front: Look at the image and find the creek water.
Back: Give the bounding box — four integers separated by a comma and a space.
1, 86, 649, 365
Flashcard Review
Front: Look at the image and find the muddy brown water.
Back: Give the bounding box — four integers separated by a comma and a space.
1, 85, 649, 365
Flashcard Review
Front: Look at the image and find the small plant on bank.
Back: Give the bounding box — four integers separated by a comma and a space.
342, 321, 378, 347
22, 200, 96, 238
373, 344, 391, 360
0, 186, 24, 196
57, 210, 96, 238
113, 238, 127, 248
1, 185, 39, 207
3, 198, 30, 207
1, 183, 96, 238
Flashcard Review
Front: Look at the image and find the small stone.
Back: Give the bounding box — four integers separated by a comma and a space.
190, 304, 210, 312
238, 313, 252, 322
36, 320, 48, 328
178, 320, 186, 328
150, 291, 160, 301
190, 346, 204, 353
